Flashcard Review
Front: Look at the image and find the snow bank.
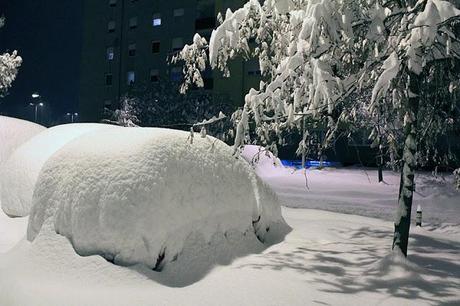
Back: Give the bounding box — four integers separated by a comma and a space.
27, 128, 288, 269
0, 116, 45, 166
1, 123, 117, 217
240, 145, 284, 176
2, 208, 458, 305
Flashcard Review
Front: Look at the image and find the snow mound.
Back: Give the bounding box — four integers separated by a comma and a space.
240, 145, 284, 176
27, 128, 288, 270
0, 116, 45, 166
1, 123, 118, 217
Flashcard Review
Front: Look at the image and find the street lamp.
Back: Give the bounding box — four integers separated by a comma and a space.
29, 93, 44, 123
66, 112, 79, 123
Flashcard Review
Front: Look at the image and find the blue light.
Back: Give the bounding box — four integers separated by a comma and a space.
280, 160, 341, 169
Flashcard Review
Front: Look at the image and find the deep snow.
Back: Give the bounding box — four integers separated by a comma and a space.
1, 123, 117, 217
0, 130, 459, 304
27, 128, 288, 269
0, 208, 458, 305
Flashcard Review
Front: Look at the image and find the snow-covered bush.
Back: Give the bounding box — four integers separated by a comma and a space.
27, 128, 289, 269
103, 81, 234, 131
0, 116, 45, 166
454, 168, 460, 190
1, 123, 117, 217
240, 145, 284, 176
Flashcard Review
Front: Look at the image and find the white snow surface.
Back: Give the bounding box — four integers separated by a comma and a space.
1, 123, 117, 217
0, 116, 45, 166
240, 145, 284, 176
27, 128, 289, 269
262, 167, 460, 237
0, 208, 458, 305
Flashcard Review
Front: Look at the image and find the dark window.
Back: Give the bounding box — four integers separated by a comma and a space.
129, 17, 138, 29
109, 0, 116, 7
152, 41, 160, 53
170, 67, 182, 82
247, 60, 261, 76
105, 74, 113, 86
171, 37, 183, 52
173, 8, 185, 17
150, 69, 159, 82
128, 43, 136, 56
195, 17, 215, 30
108, 21, 116, 33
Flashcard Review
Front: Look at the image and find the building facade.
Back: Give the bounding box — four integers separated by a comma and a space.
79, 0, 261, 122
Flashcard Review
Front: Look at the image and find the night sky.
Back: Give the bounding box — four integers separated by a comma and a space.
0, 1, 82, 125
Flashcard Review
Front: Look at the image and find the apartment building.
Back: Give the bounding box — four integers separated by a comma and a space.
79, 0, 261, 122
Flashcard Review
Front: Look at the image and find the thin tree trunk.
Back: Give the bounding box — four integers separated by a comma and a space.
378, 139, 384, 183
378, 163, 384, 183
392, 72, 420, 257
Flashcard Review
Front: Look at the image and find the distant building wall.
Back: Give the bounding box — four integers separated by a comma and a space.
79, 0, 259, 122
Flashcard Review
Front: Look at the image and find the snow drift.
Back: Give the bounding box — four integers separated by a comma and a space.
1, 123, 117, 217
27, 128, 288, 270
0, 116, 45, 166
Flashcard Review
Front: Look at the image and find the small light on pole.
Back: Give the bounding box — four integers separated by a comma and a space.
30, 93, 44, 123
67, 112, 78, 123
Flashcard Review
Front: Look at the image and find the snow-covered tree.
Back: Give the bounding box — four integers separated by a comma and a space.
174, 0, 460, 256
107, 95, 140, 127
0, 15, 22, 97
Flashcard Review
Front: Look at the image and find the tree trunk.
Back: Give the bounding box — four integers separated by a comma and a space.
392, 72, 420, 257
378, 141, 384, 183
378, 163, 383, 183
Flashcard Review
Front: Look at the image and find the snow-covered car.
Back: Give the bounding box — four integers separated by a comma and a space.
27, 127, 289, 269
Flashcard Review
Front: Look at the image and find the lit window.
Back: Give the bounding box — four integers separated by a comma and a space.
129, 17, 138, 29
173, 8, 184, 17
151, 41, 160, 53
109, 0, 117, 7
150, 69, 160, 82
105, 74, 113, 86
107, 47, 114, 60
170, 67, 182, 82
128, 43, 136, 56
127, 71, 135, 85
108, 21, 116, 33
171, 37, 183, 52
152, 13, 161, 26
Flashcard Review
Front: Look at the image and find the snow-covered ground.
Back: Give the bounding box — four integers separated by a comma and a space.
261, 167, 460, 237
0, 131, 459, 305
0, 207, 458, 305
